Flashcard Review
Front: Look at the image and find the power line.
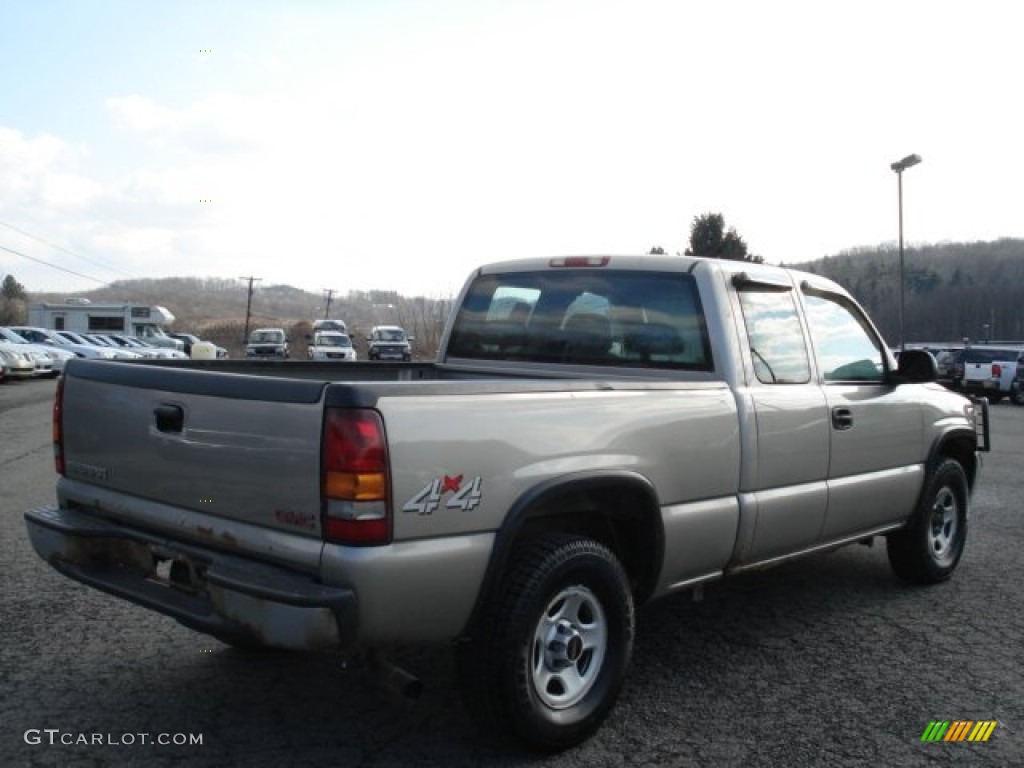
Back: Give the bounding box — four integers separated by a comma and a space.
0, 243, 111, 286
0, 220, 135, 280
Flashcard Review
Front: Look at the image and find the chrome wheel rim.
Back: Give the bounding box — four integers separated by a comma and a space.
929, 486, 958, 563
530, 585, 607, 710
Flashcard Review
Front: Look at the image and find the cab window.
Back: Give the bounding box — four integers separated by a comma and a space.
737, 288, 811, 384
802, 290, 885, 382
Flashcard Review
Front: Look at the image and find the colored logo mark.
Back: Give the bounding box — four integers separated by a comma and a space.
921, 720, 997, 742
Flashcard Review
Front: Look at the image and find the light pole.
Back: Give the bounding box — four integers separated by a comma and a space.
890, 153, 921, 350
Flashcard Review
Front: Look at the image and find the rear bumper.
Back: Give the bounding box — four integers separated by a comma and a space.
24, 505, 356, 650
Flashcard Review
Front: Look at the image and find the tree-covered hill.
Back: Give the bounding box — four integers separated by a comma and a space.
786, 238, 1024, 345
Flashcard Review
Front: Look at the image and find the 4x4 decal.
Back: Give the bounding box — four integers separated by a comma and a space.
403, 474, 483, 515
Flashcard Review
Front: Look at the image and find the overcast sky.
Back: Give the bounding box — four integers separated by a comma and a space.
1, 0, 1022, 298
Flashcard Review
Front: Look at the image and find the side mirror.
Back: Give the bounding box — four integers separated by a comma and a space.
894, 349, 937, 383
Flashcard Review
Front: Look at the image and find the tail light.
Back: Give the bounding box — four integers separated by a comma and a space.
53, 375, 65, 475
321, 409, 391, 545
992, 363, 1002, 378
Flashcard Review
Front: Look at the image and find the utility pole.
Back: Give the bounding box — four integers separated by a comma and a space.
239, 276, 262, 343
322, 289, 336, 319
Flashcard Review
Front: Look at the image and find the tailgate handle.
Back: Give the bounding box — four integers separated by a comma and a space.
154, 404, 184, 433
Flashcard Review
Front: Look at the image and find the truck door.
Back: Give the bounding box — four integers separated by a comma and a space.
800, 285, 924, 540
734, 279, 830, 562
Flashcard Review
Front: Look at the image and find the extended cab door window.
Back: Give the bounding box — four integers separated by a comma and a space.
736, 289, 811, 384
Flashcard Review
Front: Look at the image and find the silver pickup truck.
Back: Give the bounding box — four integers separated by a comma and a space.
25, 255, 989, 750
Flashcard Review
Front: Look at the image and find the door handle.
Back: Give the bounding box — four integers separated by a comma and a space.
154, 404, 184, 433
831, 407, 853, 431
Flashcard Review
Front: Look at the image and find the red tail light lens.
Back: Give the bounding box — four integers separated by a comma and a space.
53, 375, 65, 475
322, 409, 391, 545
992, 363, 1002, 378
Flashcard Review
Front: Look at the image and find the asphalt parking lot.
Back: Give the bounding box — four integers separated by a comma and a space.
2, 378, 1021, 767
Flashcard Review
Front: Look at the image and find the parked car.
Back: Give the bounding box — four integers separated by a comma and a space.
168, 333, 228, 358
167, 332, 199, 355
26, 349, 54, 377
60, 331, 145, 359
5, 326, 119, 360
0, 343, 37, 379
932, 347, 963, 386
92, 333, 163, 358
245, 328, 289, 359
104, 333, 189, 359
367, 325, 412, 361
307, 331, 357, 361
0, 327, 73, 377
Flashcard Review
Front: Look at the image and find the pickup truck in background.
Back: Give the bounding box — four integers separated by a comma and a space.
25, 255, 990, 751
366, 324, 413, 361
245, 327, 289, 359
955, 345, 1023, 403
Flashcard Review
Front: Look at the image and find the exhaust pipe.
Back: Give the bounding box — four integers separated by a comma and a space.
367, 650, 423, 699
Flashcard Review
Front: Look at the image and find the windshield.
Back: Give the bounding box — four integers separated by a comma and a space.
0, 328, 30, 344
59, 331, 90, 344
315, 334, 351, 347
374, 329, 406, 342
250, 330, 285, 343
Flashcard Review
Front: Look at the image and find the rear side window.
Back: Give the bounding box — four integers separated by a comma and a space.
737, 288, 811, 384
447, 270, 712, 370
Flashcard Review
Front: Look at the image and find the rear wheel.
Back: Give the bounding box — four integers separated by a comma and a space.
1011, 383, 1024, 406
887, 458, 969, 584
458, 535, 634, 751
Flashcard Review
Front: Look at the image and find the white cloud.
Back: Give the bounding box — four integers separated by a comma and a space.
106, 93, 258, 154
0, 127, 104, 210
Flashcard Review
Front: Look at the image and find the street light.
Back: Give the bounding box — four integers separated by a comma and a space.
890, 153, 921, 350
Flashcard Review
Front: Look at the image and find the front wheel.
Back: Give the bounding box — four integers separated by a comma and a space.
887, 458, 969, 584
458, 535, 635, 752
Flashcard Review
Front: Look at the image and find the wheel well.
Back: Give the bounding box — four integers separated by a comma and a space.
509, 480, 663, 605
936, 435, 978, 490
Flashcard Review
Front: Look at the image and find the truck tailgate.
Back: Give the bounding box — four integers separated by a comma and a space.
60, 361, 328, 540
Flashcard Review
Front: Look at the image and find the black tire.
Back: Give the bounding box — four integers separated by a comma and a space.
887, 458, 969, 584
987, 393, 1004, 404
1011, 384, 1024, 406
457, 535, 635, 752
